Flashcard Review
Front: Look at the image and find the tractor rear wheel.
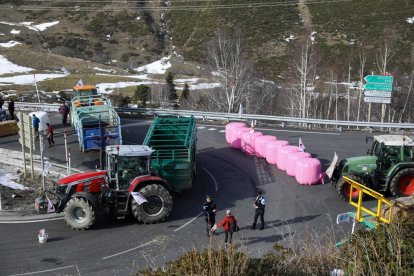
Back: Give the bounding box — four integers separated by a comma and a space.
131, 184, 173, 224
390, 168, 414, 197
64, 197, 96, 230
336, 175, 363, 201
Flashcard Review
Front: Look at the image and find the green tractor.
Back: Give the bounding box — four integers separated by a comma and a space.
328, 135, 414, 201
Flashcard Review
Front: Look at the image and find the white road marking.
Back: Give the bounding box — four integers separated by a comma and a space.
102, 240, 157, 260
202, 167, 218, 192
218, 130, 225, 133
174, 211, 203, 232
197, 126, 206, 129
9, 265, 75, 276
0, 217, 64, 224
208, 128, 217, 131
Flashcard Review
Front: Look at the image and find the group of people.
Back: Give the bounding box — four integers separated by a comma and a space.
0, 96, 15, 120
32, 114, 55, 147
203, 191, 266, 248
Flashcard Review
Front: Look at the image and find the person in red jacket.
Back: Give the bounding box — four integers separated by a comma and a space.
216, 210, 238, 248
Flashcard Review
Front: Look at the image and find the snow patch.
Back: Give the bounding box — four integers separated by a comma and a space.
189, 83, 221, 90
136, 16, 141, 21
10, 29, 21, 35
0, 41, 21, 48
96, 81, 161, 94
284, 35, 296, 42
134, 56, 171, 74
175, 78, 199, 83
33, 21, 59, 31
407, 17, 414, 24
0, 55, 33, 75
310, 31, 317, 44
93, 67, 114, 73
0, 73, 68, 85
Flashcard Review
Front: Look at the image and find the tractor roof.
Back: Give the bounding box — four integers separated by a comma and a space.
374, 135, 414, 146
106, 145, 154, 157
73, 85, 97, 91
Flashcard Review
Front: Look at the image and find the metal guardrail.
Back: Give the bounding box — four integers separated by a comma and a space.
15, 102, 414, 130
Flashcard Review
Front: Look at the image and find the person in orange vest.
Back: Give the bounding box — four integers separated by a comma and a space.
216, 209, 238, 248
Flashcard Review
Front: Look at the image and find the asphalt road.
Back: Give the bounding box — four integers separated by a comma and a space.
0, 115, 376, 275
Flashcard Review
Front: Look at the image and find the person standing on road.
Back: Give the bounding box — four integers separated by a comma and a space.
58, 102, 70, 125
251, 191, 266, 230
32, 114, 40, 140
8, 99, 14, 120
203, 195, 217, 237
215, 209, 238, 248
0, 95, 4, 109
46, 123, 55, 147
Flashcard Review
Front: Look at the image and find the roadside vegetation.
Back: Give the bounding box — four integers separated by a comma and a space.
140, 213, 414, 275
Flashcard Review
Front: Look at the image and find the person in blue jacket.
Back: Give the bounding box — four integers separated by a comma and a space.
32, 114, 40, 140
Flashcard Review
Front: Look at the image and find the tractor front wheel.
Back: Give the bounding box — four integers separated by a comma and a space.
131, 184, 173, 224
390, 168, 414, 197
336, 175, 363, 201
64, 197, 96, 230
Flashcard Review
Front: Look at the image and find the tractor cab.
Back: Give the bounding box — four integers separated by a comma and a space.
105, 145, 154, 190
73, 85, 98, 97
330, 135, 414, 201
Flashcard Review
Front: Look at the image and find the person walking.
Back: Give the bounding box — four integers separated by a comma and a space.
8, 99, 14, 120
216, 210, 238, 248
58, 102, 70, 125
32, 114, 40, 140
46, 123, 55, 147
203, 195, 217, 237
251, 191, 266, 230
0, 95, 4, 109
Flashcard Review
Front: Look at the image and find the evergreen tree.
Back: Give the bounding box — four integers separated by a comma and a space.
166, 72, 177, 101
181, 83, 190, 101
133, 85, 150, 107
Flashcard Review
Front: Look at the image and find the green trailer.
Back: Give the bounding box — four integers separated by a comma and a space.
143, 116, 197, 192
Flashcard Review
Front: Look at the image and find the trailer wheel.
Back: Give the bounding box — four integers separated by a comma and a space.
64, 197, 96, 230
390, 168, 414, 197
336, 175, 362, 202
131, 184, 173, 224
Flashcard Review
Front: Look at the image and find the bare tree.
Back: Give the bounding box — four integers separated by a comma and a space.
207, 29, 252, 113
399, 70, 414, 123
376, 39, 394, 123
357, 50, 367, 124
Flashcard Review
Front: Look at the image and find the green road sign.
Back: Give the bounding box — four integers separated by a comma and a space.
364, 82, 392, 91
364, 75, 393, 84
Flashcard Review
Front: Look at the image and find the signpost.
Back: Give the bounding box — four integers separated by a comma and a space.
17, 112, 35, 179
363, 75, 393, 123
363, 97, 391, 104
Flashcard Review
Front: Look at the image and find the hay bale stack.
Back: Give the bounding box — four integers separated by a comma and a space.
381, 195, 414, 221
0, 120, 19, 137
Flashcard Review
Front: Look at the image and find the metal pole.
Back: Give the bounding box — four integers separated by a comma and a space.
20, 113, 27, 178
68, 146, 71, 174
64, 129, 68, 174
40, 135, 45, 191
368, 103, 372, 123
29, 118, 34, 179
34, 74, 41, 103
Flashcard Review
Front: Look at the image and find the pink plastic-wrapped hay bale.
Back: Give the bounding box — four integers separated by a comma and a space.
295, 158, 324, 185
255, 135, 277, 158
286, 152, 312, 176
241, 131, 263, 155
276, 145, 300, 170
230, 127, 250, 149
265, 140, 289, 164
225, 122, 246, 144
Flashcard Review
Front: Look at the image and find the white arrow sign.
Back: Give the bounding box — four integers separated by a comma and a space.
363, 97, 391, 104
364, 90, 392, 98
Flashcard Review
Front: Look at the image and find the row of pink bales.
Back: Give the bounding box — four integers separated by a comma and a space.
225, 122, 324, 185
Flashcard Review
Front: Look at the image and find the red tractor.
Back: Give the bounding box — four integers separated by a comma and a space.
54, 145, 173, 230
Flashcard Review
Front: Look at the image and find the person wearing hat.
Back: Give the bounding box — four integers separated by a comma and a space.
215, 209, 238, 248
203, 195, 217, 237
251, 190, 266, 230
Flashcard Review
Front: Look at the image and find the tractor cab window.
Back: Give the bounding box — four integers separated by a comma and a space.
372, 141, 382, 156
403, 146, 414, 161
117, 156, 149, 190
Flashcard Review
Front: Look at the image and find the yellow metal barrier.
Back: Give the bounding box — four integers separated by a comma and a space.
343, 176, 393, 227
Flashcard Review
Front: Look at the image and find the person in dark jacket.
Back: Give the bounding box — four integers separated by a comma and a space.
216, 209, 238, 248
58, 102, 70, 125
46, 123, 55, 147
8, 99, 14, 120
203, 195, 217, 237
251, 191, 266, 230
0, 96, 4, 109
